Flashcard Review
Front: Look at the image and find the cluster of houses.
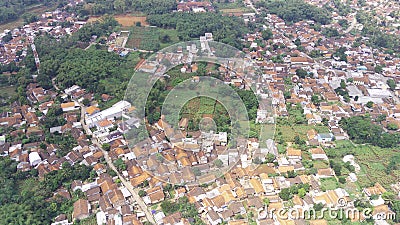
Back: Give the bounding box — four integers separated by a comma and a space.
96, 34, 396, 225
0, 8, 87, 66
243, 12, 400, 137
176, 1, 215, 13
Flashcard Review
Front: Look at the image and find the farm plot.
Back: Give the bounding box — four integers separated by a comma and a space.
126, 27, 160, 51
88, 15, 148, 27
180, 96, 229, 132
326, 140, 400, 189
126, 27, 179, 51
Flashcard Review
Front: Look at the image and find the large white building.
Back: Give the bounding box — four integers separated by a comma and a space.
367, 88, 392, 98
85, 100, 131, 127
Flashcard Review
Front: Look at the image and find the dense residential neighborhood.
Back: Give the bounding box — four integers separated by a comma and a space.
0, 0, 400, 225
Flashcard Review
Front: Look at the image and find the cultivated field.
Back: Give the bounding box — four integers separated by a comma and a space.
180, 96, 229, 131
326, 140, 400, 189
88, 15, 148, 27
126, 27, 179, 51
220, 8, 253, 16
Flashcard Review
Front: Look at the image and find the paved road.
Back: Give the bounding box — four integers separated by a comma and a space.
79, 104, 156, 224
247, 0, 259, 15
51, 77, 60, 91
344, 13, 357, 34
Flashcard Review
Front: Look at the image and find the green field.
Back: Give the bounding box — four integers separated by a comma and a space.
326, 140, 400, 189
180, 96, 229, 132
214, 1, 253, 14
276, 123, 330, 143
274, 104, 330, 143
0, 85, 17, 98
125, 26, 180, 51
320, 177, 340, 191
313, 160, 330, 169
220, 7, 254, 14
0, 85, 17, 112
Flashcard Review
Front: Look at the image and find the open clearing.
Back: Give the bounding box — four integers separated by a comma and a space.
276, 124, 330, 143
88, 14, 148, 26
0, 85, 17, 98
325, 140, 400, 189
220, 8, 253, 16
126, 27, 179, 51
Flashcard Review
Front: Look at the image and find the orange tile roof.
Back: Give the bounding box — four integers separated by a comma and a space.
249, 178, 265, 194
86, 106, 99, 115
98, 119, 112, 127
61, 102, 76, 108
287, 148, 302, 157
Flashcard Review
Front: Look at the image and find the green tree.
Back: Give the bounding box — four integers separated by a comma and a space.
22, 13, 38, 24
261, 28, 273, 40
314, 203, 324, 211
374, 65, 383, 73
160, 34, 171, 43
387, 123, 398, 131
138, 190, 147, 197
82, 98, 90, 106
213, 159, 223, 168
256, 0, 332, 24
114, 158, 126, 171
340, 79, 346, 89
295, 69, 308, 78
279, 188, 292, 201
391, 200, 400, 222
265, 153, 275, 163
298, 188, 306, 198
102, 143, 111, 151
387, 79, 396, 91
113, 0, 127, 13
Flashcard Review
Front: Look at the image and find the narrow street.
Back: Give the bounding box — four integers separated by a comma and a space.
344, 13, 357, 34
246, 0, 259, 15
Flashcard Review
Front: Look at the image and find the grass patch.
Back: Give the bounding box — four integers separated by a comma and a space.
0, 85, 17, 112
275, 105, 330, 143
275, 124, 330, 143
126, 26, 180, 51
320, 177, 339, 191
220, 7, 254, 14
180, 96, 229, 132
313, 160, 330, 169
326, 140, 400, 189
0, 85, 17, 98
214, 1, 252, 14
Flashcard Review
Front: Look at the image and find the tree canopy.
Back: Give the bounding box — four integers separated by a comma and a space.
66, 0, 176, 17
0, 157, 91, 224
256, 0, 332, 25
34, 17, 141, 101
340, 116, 400, 148
147, 12, 248, 48
0, 0, 60, 24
